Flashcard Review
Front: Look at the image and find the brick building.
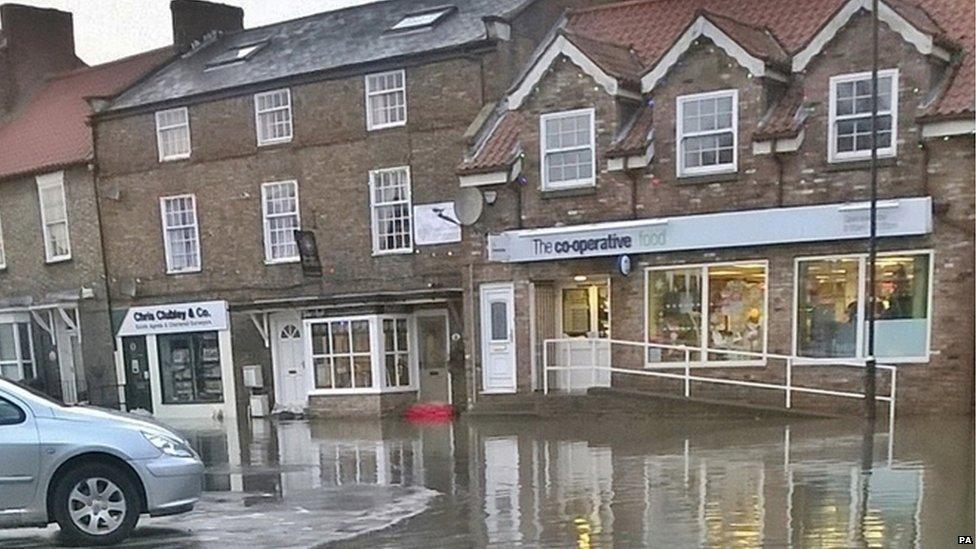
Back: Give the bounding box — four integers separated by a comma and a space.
0, 4, 171, 405
92, 0, 587, 419
458, 0, 974, 415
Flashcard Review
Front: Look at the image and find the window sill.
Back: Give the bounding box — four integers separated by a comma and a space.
264, 258, 301, 266
257, 137, 293, 148
539, 185, 597, 199
675, 170, 739, 185
824, 156, 897, 172
45, 256, 73, 265
159, 154, 191, 163
166, 269, 202, 276
372, 248, 414, 257
644, 360, 766, 369
367, 121, 407, 132
308, 386, 418, 396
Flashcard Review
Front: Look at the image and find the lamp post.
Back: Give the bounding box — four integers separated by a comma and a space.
865, 0, 880, 420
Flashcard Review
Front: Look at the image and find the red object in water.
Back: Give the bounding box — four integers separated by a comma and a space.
404, 402, 455, 423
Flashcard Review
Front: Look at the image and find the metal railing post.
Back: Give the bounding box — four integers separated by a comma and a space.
785, 358, 793, 408
542, 341, 549, 395
683, 348, 691, 398
591, 338, 597, 389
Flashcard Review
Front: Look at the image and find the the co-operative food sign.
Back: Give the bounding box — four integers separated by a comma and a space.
487, 198, 932, 263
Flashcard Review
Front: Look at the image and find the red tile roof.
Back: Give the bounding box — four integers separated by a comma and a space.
755, 86, 807, 140
0, 47, 173, 180
700, 10, 789, 68
566, 0, 972, 119
458, 111, 523, 175
562, 32, 644, 88
607, 103, 654, 157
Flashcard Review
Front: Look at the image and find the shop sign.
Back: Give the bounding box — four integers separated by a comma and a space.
414, 202, 462, 246
488, 197, 932, 263
118, 300, 228, 336
295, 230, 323, 278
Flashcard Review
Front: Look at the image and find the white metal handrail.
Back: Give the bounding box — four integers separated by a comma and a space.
542, 337, 897, 447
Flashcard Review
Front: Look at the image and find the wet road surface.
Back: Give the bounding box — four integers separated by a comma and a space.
1, 414, 972, 547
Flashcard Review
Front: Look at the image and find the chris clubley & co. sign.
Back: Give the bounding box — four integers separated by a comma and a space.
117, 300, 229, 336
487, 197, 932, 263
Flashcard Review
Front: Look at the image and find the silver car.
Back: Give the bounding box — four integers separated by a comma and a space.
0, 378, 204, 546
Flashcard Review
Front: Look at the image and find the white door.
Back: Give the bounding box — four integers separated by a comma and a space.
271, 312, 307, 411
480, 283, 516, 393
417, 311, 451, 403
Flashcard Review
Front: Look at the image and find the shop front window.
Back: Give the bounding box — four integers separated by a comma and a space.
311, 319, 373, 390
383, 318, 410, 388
796, 253, 931, 361
158, 331, 223, 404
646, 262, 766, 365
0, 323, 34, 381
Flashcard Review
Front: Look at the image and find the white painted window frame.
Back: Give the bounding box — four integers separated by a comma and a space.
828, 69, 898, 163
540, 107, 597, 191
155, 107, 191, 162
644, 259, 769, 368
254, 88, 294, 146
368, 166, 414, 256
365, 69, 407, 131
381, 315, 414, 389
791, 249, 933, 364
261, 180, 301, 264
0, 210, 6, 269
675, 89, 738, 178
159, 194, 202, 275
0, 322, 34, 381
36, 172, 71, 263
304, 314, 418, 395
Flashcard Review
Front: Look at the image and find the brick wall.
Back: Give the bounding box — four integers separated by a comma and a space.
0, 166, 116, 404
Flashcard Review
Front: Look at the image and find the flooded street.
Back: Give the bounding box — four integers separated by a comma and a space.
2, 414, 972, 548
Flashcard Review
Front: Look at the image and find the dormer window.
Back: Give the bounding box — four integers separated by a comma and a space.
389, 6, 456, 32
205, 40, 269, 69
676, 90, 737, 177
828, 69, 898, 163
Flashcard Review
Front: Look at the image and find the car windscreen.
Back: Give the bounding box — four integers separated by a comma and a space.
0, 377, 65, 407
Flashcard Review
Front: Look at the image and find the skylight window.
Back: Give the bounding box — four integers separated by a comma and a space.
389, 6, 456, 32
205, 40, 269, 68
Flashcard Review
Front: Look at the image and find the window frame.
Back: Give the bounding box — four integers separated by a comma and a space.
36, 172, 72, 263
0, 322, 33, 382
154, 107, 191, 162
254, 88, 294, 146
0, 210, 6, 270
364, 69, 407, 131
261, 180, 301, 264
382, 315, 412, 389
644, 259, 769, 368
828, 68, 898, 163
540, 107, 597, 191
368, 166, 414, 256
675, 89, 739, 178
792, 250, 933, 364
159, 193, 202, 275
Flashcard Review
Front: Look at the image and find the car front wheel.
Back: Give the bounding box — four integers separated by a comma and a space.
52, 463, 141, 546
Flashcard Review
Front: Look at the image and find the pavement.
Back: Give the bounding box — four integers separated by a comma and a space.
0, 485, 438, 548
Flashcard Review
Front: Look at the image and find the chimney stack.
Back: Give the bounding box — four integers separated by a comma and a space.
171, 0, 244, 54
0, 4, 82, 118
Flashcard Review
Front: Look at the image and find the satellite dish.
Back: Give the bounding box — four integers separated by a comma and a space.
454, 187, 484, 226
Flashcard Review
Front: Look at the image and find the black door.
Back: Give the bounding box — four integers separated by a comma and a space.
123, 336, 152, 413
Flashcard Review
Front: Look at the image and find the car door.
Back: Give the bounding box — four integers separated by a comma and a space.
0, 393, 41, 520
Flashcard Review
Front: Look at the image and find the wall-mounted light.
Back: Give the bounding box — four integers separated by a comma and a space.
573, 275, 588, 282
484, 190, 498, 204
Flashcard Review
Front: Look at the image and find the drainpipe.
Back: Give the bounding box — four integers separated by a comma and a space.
772, 146, 785, 207
625, 160, 640, 220
89, 122, 119, 407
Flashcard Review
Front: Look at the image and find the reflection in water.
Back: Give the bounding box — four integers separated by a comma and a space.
178, 415, 972, 548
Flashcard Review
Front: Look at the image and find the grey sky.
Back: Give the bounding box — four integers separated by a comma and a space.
6, 1, 381, 64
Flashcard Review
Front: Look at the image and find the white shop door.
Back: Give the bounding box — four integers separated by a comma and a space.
480, 283, 516, 393
271, 312, 307, 412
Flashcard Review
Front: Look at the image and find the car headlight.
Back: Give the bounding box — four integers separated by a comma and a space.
142, 431, 195, 458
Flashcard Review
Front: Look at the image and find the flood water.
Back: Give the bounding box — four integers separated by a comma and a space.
183, 413, 973, 548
